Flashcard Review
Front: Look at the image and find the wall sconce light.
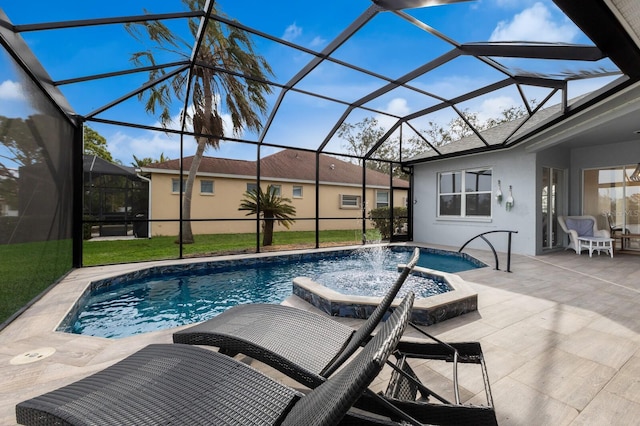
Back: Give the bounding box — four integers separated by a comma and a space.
495, 180, 503, 204
506, 185, 514, 211
630, 163, 640, 182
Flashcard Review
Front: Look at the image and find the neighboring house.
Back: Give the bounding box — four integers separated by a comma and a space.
141, 149, 409, 237
409, 84, 640, 256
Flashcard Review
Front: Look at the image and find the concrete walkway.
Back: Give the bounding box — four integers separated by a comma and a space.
1, 246, 639, 425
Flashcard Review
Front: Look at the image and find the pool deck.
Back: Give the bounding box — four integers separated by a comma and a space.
2, 244, 640, 425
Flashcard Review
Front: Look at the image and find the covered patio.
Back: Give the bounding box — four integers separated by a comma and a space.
2, 247, 639, 425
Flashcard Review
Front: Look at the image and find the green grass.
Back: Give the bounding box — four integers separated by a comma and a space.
83, 229, 367, 266
0, 229, 372, 325
0, 239, 72, 324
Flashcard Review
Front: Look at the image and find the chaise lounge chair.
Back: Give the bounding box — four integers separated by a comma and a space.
173, 247, 421, 388
16, 294, 415, 426
175, 246, 497, 425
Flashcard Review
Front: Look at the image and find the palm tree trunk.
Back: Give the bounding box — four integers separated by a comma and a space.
179, 137, 207, 244
263, 213, 274, 246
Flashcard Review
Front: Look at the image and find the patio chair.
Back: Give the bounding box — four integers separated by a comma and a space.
173, 247, 421, 388
16, 294, 415, 426
606, 212, 630, 236
558, 215, 610, 254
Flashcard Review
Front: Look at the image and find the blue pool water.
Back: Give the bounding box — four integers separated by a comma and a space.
61, 247, 484, 339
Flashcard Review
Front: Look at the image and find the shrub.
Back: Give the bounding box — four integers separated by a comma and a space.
368, 206, 408, 239
83, 216, 95, 240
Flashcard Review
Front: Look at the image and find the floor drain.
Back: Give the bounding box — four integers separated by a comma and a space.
10, 347, 56, 365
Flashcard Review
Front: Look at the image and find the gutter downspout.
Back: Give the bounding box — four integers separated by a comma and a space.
137, 172, 152, 239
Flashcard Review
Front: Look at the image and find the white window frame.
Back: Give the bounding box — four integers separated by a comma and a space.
375, 190, 389, 208
200, 179, 214, 195
437, 168, 492, 218
270, 185, 282, 197
292, 185, 303, 198
171, 178, 186, 194
246, 183, 257, 193
340, 194, 361, 209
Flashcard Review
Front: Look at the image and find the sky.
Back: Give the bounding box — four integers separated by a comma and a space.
0, 0, 620, 166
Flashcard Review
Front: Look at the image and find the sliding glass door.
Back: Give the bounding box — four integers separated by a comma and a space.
583, 165, 640, 249
541, 167, 563, 249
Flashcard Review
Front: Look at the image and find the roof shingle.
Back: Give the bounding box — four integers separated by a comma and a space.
146, 149, 409, 188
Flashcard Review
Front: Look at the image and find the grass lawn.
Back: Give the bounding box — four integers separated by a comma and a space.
0, 239, 72, 324
1, 229, 376, 324
83, 229, 370, 266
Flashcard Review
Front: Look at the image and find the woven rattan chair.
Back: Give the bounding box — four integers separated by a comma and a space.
174, 247, 421, 388
16, 294, 415, 426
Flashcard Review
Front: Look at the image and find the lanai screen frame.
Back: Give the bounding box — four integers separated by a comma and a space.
2, 0, 640, 266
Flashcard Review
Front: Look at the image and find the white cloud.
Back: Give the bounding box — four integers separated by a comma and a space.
282, 23, 303, 42
490, 2, 579, 42
310, 36, 326, 49
477, 96, 518, 122
107, 102, 241, 164
375, 98, 410, 130
0, 80, 26, 101
386, 98, 411, 116
108, 130, 185, 165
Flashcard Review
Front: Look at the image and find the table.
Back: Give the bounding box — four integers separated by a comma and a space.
577, 236, 614, 258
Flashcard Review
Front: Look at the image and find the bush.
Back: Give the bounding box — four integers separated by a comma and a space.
0, 216, 19, 244
83, 216, 96, 240
369, 206, 408, 239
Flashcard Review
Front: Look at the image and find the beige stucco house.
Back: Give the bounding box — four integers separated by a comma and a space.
141, 149, 409, 237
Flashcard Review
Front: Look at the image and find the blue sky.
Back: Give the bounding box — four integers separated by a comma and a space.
0, 0, 619, 166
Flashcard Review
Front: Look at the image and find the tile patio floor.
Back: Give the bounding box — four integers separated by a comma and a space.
1, 245, 639, 425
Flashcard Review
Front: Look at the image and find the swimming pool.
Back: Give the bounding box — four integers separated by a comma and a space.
59, 246, 485, 339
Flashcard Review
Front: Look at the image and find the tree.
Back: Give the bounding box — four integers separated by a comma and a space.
337, 117, 387, 164
83, 126, 113, 161
337, 117, 415, 177
126, 0, 274, 244
0, 115, 43, 209
411, 102, 538, 156
131, 153, 169, 167
238, 185, 296, 247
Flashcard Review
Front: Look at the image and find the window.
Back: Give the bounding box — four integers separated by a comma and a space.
246, 183, 257, 193
200, 180, 214, 194
340, 194, 361, 209
172, 178, 186, 193
438, 169, 492, 217
269, 185, 281, 196
293, 185, 303, 198
375, 191, 389, 208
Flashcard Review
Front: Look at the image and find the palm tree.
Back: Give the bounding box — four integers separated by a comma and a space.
131, 153, 169, 168
239, 185, 296, 247
125, 0, 273, 243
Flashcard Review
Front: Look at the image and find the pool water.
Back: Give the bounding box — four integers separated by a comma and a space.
62, 247, 483, 339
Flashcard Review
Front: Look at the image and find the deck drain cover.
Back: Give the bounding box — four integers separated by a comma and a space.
10, 347, 56, 365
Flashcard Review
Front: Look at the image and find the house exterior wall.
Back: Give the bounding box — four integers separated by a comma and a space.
412, 145, 537, 256
148, 172, 406, 236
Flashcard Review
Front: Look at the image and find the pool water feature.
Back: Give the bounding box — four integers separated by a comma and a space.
59, 246, 484, 339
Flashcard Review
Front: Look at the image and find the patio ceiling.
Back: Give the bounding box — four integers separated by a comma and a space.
1, 0, 640, 165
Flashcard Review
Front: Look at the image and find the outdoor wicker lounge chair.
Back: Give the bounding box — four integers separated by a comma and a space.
16, 294, 415, 426
173, 247, 421, 388
558, 215, 611, 254
174, 245, 498, 425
